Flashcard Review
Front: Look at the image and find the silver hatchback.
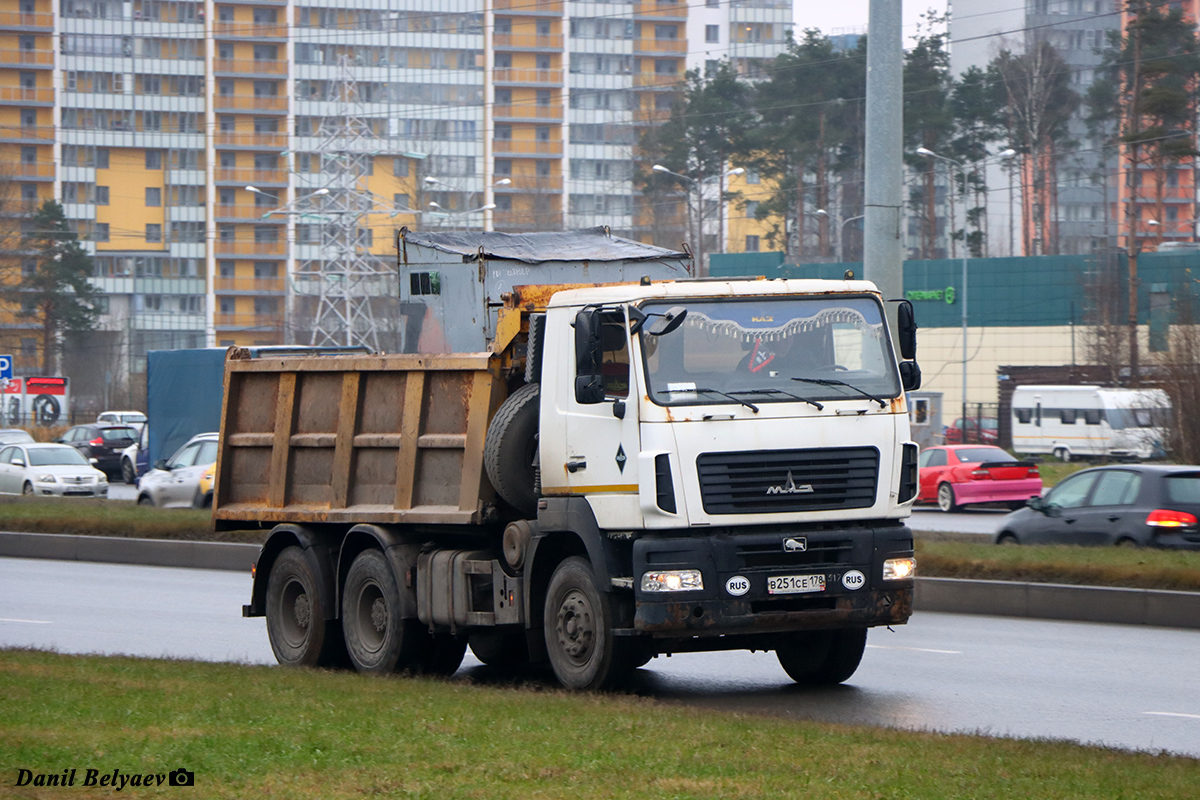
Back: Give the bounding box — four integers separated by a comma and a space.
136, 433, 218, 508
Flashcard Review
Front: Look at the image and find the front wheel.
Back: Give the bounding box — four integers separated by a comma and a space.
22, 482, 34, 496
543, 556, 634, 690
122, 459, 136, 485
1053, 447, 1071, 463
137, 494, 154, 507
776, 629, 868, 685
936, 483, 959, 513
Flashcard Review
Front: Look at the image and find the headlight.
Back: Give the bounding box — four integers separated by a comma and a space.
882, 557, 916, 581
641, 570, 704, 592
36, 474, 57, 483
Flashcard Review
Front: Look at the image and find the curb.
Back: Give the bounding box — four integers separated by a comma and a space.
2, 532, 1197, 630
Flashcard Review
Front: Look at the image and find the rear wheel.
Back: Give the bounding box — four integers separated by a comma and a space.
121, 458, 136, 485
341, 549, 423, 675
996, 533, 1019, 546
936, 483, 959, 513
266, 546, 342, 668
776, 629, 868, 685
543, 556, 635, 690
1053, 447, 1071, 462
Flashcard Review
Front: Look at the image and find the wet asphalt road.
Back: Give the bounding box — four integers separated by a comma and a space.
2, 557, 1198, 757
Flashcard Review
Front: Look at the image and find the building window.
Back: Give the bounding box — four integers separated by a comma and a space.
219, 261, 235, 277
409, 271, 440, 296
145, 223, 162, 243
145, 187, 161, 207
219, 298, 235, 314
393, 193, 410, 210
21, 338, 37, 360
745, 235, 760, 252
96, 149, 108, 169
746, 170, 760, 184
94, 223, 109, 242
393, 157, 408, 177
145, 150, 162, 169
705, 25, 719, 43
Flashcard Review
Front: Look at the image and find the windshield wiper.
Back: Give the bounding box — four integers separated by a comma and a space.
657, 387, 759, 413
729, 388, 823, 411
791, 377, 887, 408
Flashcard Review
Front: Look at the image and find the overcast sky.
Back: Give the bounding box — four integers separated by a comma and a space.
795, 2, 949, 41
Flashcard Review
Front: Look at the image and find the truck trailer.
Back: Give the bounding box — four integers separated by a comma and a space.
223, 230, 921, 689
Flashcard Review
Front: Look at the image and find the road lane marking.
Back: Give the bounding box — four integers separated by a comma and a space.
866, 645, 961, 654
0, 618, 53, 624
1144, 712, 1200, 720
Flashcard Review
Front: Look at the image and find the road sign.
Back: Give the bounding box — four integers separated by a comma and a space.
0, 355, 12, 381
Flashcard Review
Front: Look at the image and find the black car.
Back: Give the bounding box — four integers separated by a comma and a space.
995, 465, 1200, 549
58, 425, 139, 476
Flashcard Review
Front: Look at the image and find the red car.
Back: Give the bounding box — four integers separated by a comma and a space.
944, 417, 999, 444
918, 445, 1043, 512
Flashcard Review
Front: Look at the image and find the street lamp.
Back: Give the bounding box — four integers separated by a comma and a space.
652, 165, 746, 273
838, 214, 865, 262
917, 146, 1015, 441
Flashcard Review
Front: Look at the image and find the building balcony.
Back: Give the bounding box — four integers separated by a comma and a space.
493, 139, 563, 156
215, 312, 284, 329
216, 204, 283, 221
0, 124, 55, 143
633, 38, 687, 53
633, 1, 687, 21
493, 33, 564, 50
497, 175, 562, 192
633, 107, 672, 124
0, 86, 54, 105
214, 94, 288, 113
215, 276, 286, 293
10, 162, 54, 180
493, 104, 563, 121
0, 11, 53, 29
0, 49, 54, 67
216, 131, 287, 149
215, 168, 288, 186
215, 240, 286, 257
214, 21, 287, 40
214, 58, 287, 76
633, 72, 681, 89
494, 68, 564, 86
494, 0, 561, 13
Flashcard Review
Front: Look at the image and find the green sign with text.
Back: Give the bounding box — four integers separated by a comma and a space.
906, 287, 956, 304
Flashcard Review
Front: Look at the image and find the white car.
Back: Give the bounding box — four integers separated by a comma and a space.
136, 432, 218, 508
0, 443, 109, 497
98, 411, 147, 432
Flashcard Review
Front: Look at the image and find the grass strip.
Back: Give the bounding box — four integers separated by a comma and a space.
0, 498, 264, 544
917, 539, 1200, 592
1, 648, 1196, 799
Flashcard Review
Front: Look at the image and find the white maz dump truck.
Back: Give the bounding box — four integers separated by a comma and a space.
221, 230, 922, 690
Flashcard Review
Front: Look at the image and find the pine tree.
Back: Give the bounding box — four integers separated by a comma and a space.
2, 200, 102, 374
904, 18, 957, 259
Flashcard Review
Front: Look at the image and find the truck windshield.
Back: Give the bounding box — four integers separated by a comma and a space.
640, 296, 900, 407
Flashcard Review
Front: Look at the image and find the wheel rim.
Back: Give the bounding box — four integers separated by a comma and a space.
352, 580, 387, 654
938, 484, 952, 511
279, 577, 311, 648
22, 483, 33, 496
554, 588, 596, 667
122, 461, 134, 483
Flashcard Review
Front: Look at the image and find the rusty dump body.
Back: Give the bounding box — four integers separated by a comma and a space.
213, 348, 503, 530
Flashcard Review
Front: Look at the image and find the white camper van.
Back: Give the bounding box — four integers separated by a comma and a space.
1011, 385, 1170, 461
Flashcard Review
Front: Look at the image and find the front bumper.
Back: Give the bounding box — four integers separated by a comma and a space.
630, 523, 914, 637
34, 481, 107, 497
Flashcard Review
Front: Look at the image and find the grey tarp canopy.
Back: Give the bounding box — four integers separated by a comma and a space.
399, 226, 690, 264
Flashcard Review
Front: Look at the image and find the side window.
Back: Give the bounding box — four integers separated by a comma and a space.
1089, 470, 1142, 506
169, 443, 201, 469
64, 428, 80, 442
1084, 409, 1102, 425
926, 449, 947, 468
0, 447, 13, 464
918, 449, 932, 468
196, 441, 218, 465
1045, 472, 1099, 509
1014, 408, 1033, 424
600, 314, 629, 398
1060, 409, 1077, 425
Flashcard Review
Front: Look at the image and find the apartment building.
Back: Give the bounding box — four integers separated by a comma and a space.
0, 0, 793, 387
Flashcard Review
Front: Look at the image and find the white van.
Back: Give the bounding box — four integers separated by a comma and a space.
1011, 385, 1170, 461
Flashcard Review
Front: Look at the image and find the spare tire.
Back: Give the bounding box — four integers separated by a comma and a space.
484, 383, 540, 516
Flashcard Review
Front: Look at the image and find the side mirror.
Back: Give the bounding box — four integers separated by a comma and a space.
12, 459, 24, 467
155, 459, 170, 471
896, 299, 917, 360
646, 306, 687, 336
574, 309, 605, 405
88, 457, 98, 465
899, 361, 922, 391
1027, 495, 1045, 512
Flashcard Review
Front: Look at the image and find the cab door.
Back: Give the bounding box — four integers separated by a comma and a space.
562, 308, 642, 526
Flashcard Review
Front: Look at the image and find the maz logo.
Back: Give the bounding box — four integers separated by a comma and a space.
766, 470, 814, 495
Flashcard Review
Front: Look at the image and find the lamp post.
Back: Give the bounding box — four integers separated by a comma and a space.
423, 176, 510, 231
917, 146, 1015, 441
839, 214, 865, 263
652, 164, 745, 274
426, 202, 497, 231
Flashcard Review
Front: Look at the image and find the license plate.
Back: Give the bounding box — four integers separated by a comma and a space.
767, 574, 826, 595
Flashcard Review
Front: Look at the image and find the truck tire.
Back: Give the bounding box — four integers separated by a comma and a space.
341, 549, 423, 675
469, 632, 530, 671
266, 546, 342, 669
776, 628, 868, 685
484, 383, 540, 516
419, 634, 467, 676
543, 556, 634, 690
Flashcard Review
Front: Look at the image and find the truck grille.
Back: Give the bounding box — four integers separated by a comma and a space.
696, 447, 879, 515
735, 538, 854, 568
